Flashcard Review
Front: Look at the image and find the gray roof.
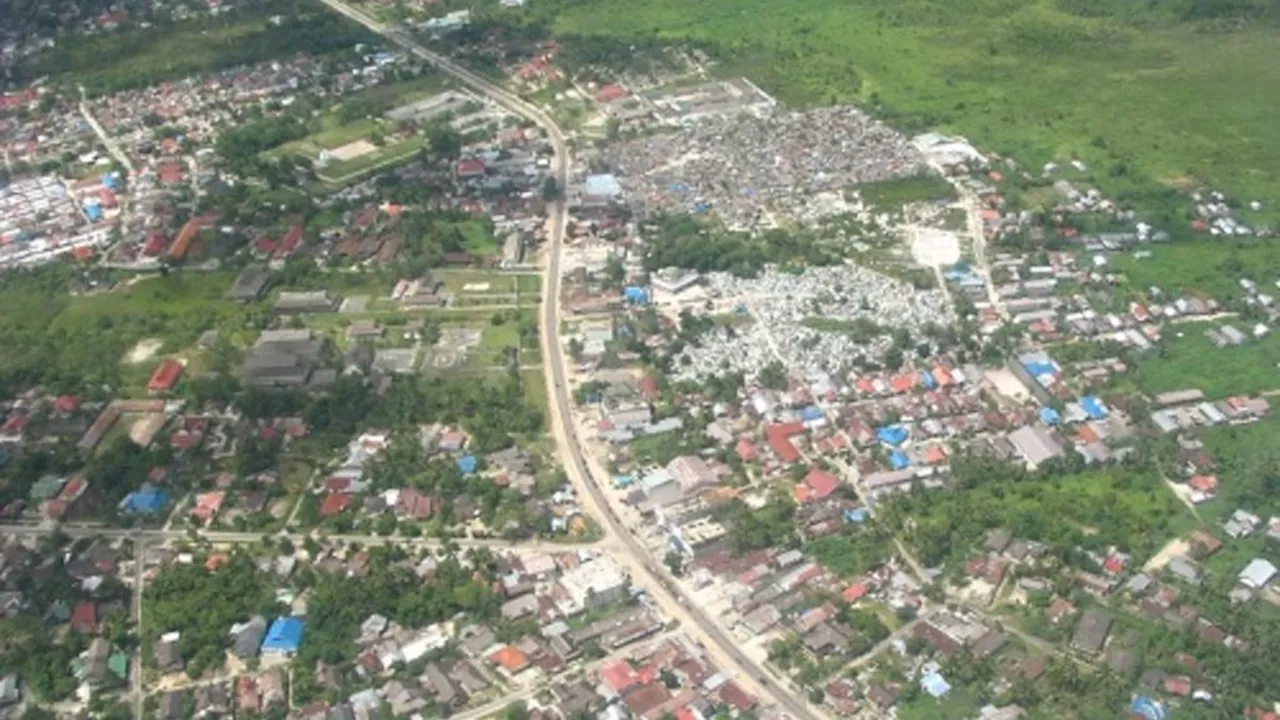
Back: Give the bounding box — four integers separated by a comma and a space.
232, 616, 267, 658
1071, 608, 1111, 652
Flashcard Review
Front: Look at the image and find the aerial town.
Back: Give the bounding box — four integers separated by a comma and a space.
0, 0, 1278, 719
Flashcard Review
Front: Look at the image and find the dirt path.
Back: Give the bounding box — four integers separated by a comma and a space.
1143, 537, 1191, 573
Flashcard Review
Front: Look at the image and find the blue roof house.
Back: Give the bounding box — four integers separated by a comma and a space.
877, 425, 909, 447
623, 286, 650, 305
800, 406, 824, 422
1039, 407, 1061, 425
456, 455, 478, 474
889, 450, 911, 471
920, 670, 951, 699
120, 485, 168, 515
1080, 395, 1108, 420
261, 617, 304, 655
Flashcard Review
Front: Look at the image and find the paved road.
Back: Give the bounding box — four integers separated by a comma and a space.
310, 4, 821, 718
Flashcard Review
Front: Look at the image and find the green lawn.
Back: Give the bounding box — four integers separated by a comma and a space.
897, 684, 982, 720
1131, 321, 1280, 398
549, 0, 1280, 218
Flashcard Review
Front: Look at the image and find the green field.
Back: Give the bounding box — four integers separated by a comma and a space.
18, 0, 376, 95
547, 0, 1280, 214
889, 461, 1196, 566
1110, 239, 1280, 304
0, 269, 245, 396
1198, 413, 1280, 523
1131, 321, 1280, 398
856, 174, 957, 210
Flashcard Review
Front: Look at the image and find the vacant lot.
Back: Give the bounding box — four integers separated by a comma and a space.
1110, 239, 1280, 304
550, 0, 1280, 216
1131, 322, 1280, 398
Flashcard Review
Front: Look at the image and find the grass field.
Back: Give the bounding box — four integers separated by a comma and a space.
1197, 413, 1280, 524
1131, 321, 1280, 398
1110, 239, 1280, 304
548, 0, 1280, 215
856, 174, 957, 210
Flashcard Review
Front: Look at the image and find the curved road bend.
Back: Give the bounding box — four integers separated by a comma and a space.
314, 3, 821, 718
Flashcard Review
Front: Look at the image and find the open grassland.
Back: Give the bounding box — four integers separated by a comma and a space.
1131, 321, 1280, 398
1110, 238, 1280, 303
549, 0, 1280, 211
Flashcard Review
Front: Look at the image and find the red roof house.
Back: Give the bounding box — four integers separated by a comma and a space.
70, 601, 98, 633
794, 468, 840, 503
147, 359, 184, 393
319, 493, 352, 517
765, 422, 805, 464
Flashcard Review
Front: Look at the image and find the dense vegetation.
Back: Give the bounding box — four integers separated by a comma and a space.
0, 267, 250, 398
642, 214, 844, 276
11, 0, 379, 95
144, 552, 279, 677
881, 452, 1192, 567
295, 547, 501, 668
505, 0, 1280, 222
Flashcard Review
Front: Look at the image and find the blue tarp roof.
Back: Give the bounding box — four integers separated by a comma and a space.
889, 450, 910, 470
261, 617, 304, 653
614, 475, 635, 488
100, 172, 119, 189
1039, 407, 1061, 425
1129, 697, 1167, 720
877, 425, 909, 447
1080, 395, 1108, 419
122, 487, 168, 514
1022, 360, 1057, 378
800, 406, 824, 421
623, 286, 649, 303
584, 173, 622, 197
844, 508, 869, 524
85, 205, 103, 222
920, 371, 937, 389
456, 455, 477, 474
920, 671, 951, 698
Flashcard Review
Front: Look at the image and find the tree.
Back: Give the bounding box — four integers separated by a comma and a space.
663, 550, 685, 577
758, 360, 787, 390
542, 177, 561, 201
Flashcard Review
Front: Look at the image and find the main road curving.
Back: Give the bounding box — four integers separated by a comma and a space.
269, 3, 820, 717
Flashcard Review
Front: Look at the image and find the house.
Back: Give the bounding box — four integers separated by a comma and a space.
1238, 558, 1277, 590
70, 600, 98, 633
794, 468, 840, 503
261, 617, 305, 655
1071, 608, 1111, 653
320, 493, 352, 517
155, 635, 184, 672
231, 617, 268, 659
488, 645, 530, 675
0, 674, 20, 707
396, 488, 437, 520
147, 359, 184, 393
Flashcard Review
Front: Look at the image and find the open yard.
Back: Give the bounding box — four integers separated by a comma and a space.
548, 0, 1280, 219
1130, 321, 1280, 399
